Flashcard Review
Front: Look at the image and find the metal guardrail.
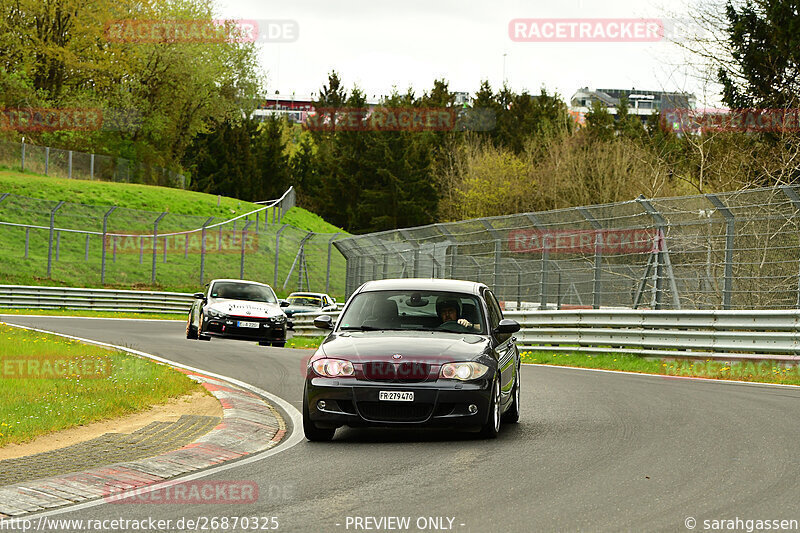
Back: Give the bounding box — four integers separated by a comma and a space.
291, 309, 800, 361
0, 285, 194, 314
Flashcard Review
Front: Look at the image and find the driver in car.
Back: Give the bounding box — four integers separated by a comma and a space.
436, 297, 480, 331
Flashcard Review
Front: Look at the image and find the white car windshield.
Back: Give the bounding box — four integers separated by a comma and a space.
210, 282, 277, 303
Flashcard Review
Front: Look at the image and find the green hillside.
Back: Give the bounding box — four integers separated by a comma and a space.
0, 169, 348, 296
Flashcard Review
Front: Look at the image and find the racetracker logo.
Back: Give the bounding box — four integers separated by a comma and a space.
509, 18, 664, 42
105, 231, 259, 255
1, 355, 111, 379
104, 480, 260, 504
508, 229, 663, 254
105, 19, 299, 43
0, 108, 141, 132
304, 107, 495, 132
661, 108, 800, 133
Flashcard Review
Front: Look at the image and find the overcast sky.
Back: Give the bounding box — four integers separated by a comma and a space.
218, 0, 721, 105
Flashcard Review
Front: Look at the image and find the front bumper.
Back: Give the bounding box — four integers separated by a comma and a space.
305, 377, 493, 430
203, 316, 286, 341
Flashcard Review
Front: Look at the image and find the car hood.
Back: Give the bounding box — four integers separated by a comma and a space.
207, 299, 283, 319
318, 331, 490, 363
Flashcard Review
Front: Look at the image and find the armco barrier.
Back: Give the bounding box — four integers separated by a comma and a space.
0, 285, 194, 314
292, 309, 800, 361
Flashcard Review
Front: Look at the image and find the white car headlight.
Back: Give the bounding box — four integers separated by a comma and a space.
439, 362, 489, 381
312, 358, 355, 378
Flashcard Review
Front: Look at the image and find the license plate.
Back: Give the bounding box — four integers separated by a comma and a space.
237, 321, 260, 328
379, 391, 414, 402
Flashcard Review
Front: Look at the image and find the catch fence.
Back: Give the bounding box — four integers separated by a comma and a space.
0, 187, 348, 296
0, 140, 186, 189
335, 185, 800, 310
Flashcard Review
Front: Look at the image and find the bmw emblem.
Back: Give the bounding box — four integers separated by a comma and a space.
392, 354, 402, 360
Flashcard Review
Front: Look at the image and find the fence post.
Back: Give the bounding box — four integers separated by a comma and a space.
25, 227, 30, 258
184, 233, 189, 259
481, 220, 503, 294
47, 201, 65, 278
240, 220, 253, 279
100, 206, 117, 284
706, 194, 735, 309
780, 186, 800, 308
45, 147, 49, 175
200, 217, 214, 284
84, 233, 90, 261
274, 224, 289, 287
139, 236, 143, 264
435, 224, 456, 278
399, 229, 420, 278
326, 233, 341, 294
21, 140, 25, 171
524, 213, 550, 309
90, 154, 94, 180
578, 207, 603, 309
637, 196, 681, 309
68, 150, 73, 179
152, 212, 167, 284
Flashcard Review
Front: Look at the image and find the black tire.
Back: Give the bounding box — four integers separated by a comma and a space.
186, 315, 198, 340
479, 376, 501, 439
303, 390, 335, 441
258, 341, 271, 346
272, 341, 286, 348
502, 365, 520, 423
197, 314, 211, 341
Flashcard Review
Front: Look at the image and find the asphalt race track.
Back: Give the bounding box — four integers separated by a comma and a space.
4, 316, 800, 533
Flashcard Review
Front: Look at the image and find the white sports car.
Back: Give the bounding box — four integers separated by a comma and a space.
186, 279, 289, 347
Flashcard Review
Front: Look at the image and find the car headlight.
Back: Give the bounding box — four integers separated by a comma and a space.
206, 309, 226, 319
439, 362, 489, 381
312, 358, 355, 378
271, 315, 286, 323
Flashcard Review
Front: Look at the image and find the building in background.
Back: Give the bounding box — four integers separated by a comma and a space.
569, 87, 696, 126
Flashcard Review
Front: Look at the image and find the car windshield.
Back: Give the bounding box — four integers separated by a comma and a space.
210, 282, 277, 303
288, 296, 322, 306
337, 290, 486, 334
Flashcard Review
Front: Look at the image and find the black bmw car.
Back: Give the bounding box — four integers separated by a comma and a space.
303, 279, 521, 441
186, 279, 289, 347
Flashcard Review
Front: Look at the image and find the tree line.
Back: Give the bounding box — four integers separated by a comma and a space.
2, 0, 799, 234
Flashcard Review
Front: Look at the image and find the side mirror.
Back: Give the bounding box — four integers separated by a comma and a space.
280, 300, 289, 307
314, 315, 333, 330
193, 292, 205, 300
494, 319, 520, 335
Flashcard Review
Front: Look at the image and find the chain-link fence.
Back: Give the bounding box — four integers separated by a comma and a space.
0, 140, 186, 189
335, 185, 800, 310
0, 187, 348, 297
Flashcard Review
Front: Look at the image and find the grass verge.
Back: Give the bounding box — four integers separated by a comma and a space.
0, 308, 181, 320
286, 336, 325, 349
0, 323, 203, 446
521, 350, 800, 386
